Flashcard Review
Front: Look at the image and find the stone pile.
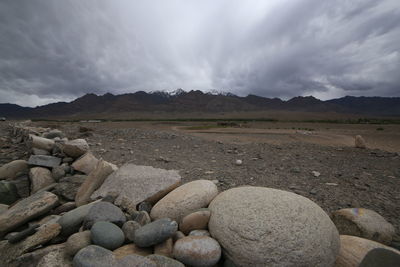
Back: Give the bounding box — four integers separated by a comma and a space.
0, 122, 398, 266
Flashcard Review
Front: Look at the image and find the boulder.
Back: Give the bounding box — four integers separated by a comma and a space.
332, 208, 395, 245
122, 220, 141, 242
173, 236, 221, 267
335, 235, 400, 267
71, 152, 99, 174
0, 191, 58, 237
113, 244, 152, 259
91, 164, 181, 212
359, 248, 400, 267
208, 187, 340, 266
28, 134, 55, 152
91, 221, 125, 250
146, 254, 185, 267
29, 167, 55, 194
62, 139, 89, 158
75, 159, 117, 206
179, 208, 211, 235
53, 175, 87, 201
73, 245, 115, 267
0, 160, 28, 180
134, 218, 178, 247
37, 248, 72, 267
355, 135, 366, 149
150, 180, 218, 222
58, 200, 99, 236
28, 155, 61, 168
0, 180, 19, 205
65, 230, 91, 256
0, 223, 61, 265
83, 201, 126, 229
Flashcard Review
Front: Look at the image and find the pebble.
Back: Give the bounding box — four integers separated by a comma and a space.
179, 208, 210, 235
83, 201, 126, 229
122, 220, 141, 242
134, 218, 178, 247
189, 229, 211, 236
91, 221, 125, 250
235, 159, 243, 166
311, 171, 321, 177
173, 236, 221, 267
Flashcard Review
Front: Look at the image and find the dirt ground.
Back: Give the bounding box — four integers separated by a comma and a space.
1, 120, 400, 245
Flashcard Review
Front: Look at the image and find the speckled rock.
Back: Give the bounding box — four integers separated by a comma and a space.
134, 218, 178, 247
151, 180, 218, 222
173, 236, 221, 267
91, 164, 181, 212
65, 230, 91, 256
37, 249, 72, 267
332, 208, 395, 245
208, 187, 340, 266
91, 221, 125, 250
179, 208, 210, 235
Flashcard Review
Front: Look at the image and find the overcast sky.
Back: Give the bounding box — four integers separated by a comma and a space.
0, 0, 399, 107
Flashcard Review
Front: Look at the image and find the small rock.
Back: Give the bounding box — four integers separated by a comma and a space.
189, 229, 211, 236
71, 152, 99, 174
151, 180, 218, 222
122, 220, 141, 242
146, 254, 185, 267
0, 180, 19, 205
37, 248, 72, 267
58, 200, 98, 236
173, 236, 221, 267
134, 218, 178, 247
179, 208, 210, 235
91, 221, 125, 250
332, 208, 395, 245
355, 135, 366, 149
62, 139, 89, 158
32, 147, 51, 155
65, 230, 91, 256
29, 167, 55, 194
311, 171, 321, 177
0, 160, 28, 180
28, 155, 61, 168
53, 175, 86, 201
83, 201, 126, 229
134, 211, 151, 226
52, 165, 66, 181
113, 244, 152, 259
73, 245, 115, 267
138, 201, 153, 213
154, 237, 173, 257
28, 134, 55, 152
235, 159, 243, 166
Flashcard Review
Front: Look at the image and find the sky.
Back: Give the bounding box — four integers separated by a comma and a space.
0, 0, 399, 107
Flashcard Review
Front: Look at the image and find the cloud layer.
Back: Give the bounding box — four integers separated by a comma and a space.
0, 0, 399, 106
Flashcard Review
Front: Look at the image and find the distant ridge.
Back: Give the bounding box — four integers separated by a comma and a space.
1, 90, 400, 118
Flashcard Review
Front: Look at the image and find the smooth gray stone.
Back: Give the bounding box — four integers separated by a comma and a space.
83, 202, 126, 229
359, 248, 400, 267
134, 218, 178, 247
28, 155, 61, 168
73, 245, 115, 267
91, 221, 124, 250
58, 201, 98, 236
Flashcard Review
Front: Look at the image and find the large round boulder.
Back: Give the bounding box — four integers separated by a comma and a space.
208, 187, 340, 267
150, 180, 218, 222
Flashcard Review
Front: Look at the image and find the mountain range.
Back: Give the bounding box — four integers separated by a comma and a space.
1, 89, 400, 118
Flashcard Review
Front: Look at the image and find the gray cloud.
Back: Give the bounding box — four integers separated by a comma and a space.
0, 0, 399, 106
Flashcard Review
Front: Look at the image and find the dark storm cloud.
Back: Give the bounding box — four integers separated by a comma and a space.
0, 0, 399, 106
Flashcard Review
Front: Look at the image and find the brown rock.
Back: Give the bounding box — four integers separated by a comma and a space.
179, 208, 210, 235
71, 152, 99, 174
29, 167, 55, 194
332, 208, 395, 245
151, 180, 218, 222
75, 160, 117, 206
172, 231, 185, 242
113, 244, 153, 259
28, 134, 55, 152
355, 135, 366, 149
91, 164, 181, 211
13, 243, 66, 267
37, 248, 72, 267
65, 230, 91, 256
334, 235, 400, 267
154, 238, 173, 257
0, 160, 29, 180
0, 191, 59, 237
62, 139, 89, 158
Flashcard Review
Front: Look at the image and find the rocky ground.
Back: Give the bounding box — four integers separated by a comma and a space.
2, 121, 400, 234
